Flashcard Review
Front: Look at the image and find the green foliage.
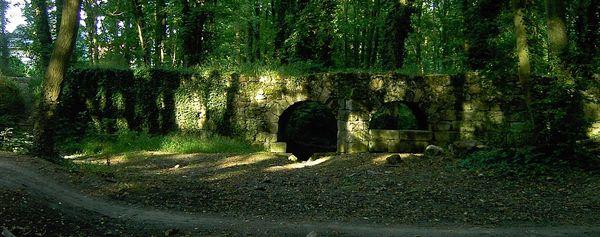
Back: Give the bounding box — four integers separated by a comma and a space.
60, 131, 260, 156
7, 56, 31, 77
0, 127, 33, 153
0, 77, 25, 128
370, 103, 418, 130
458, 147, 561, 176
161, 133, 261, 154
529, 76, 589, 161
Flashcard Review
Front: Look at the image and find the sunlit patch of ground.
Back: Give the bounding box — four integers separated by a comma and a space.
63, 151, 600, 226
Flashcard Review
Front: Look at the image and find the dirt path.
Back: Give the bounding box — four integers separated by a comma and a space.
1, 154, 599, 236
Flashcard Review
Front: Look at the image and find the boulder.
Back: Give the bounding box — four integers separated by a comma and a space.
424, 145, 444, 157
386, 154, 403, 166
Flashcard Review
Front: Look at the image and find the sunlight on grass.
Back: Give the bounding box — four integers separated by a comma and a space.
160, 134, 260, 154
60, 131, 262, 157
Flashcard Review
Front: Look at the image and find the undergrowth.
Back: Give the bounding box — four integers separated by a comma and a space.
60, 131, 262, 156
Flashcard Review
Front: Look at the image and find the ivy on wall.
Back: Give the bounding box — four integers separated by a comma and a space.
57, 66, 233, 141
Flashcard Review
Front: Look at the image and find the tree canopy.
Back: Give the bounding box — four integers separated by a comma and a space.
0, 0, 593, 76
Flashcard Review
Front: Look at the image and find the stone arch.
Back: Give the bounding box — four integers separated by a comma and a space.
367, 100, 433, 153
277, 100, 337, 160
369, 101, 428, 130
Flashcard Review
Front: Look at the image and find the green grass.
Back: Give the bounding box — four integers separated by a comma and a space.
60, 131, 262, 156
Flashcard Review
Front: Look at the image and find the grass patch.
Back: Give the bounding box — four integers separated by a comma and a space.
60, 131, 262, 156
160, 134, 260, 154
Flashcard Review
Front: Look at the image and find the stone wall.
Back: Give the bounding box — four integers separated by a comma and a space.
61, 69, 600, 153
184, 72, 536, 153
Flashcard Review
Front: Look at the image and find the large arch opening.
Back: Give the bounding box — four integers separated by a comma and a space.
277, 101, 337, 160
369, 101, 427, 130
368, 101, 430, 153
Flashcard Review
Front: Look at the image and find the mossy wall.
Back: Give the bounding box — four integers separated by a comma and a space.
58, 68, 600, 151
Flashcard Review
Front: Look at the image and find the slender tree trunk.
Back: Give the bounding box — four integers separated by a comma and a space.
513, 0, 533, 125
514, 0, 531, 86
32, 0, 81, 161
154, 0, 167, 65
132, 0, 150, 65
545, 0, 568, 64
32, 0, 53, 69
84, 0, 98, 64
0, 0, 9, 74
342, 1, 349, 66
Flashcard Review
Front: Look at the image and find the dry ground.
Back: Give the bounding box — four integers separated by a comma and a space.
1, 151, 600, 236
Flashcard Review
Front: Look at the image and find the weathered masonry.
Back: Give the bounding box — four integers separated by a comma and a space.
174, 72, 599, 153
60, 70, 600, 154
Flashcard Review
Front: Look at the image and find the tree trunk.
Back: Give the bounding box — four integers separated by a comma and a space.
132, 0, 150, 65
84, 0, 98, 64
32, 0, 81, 161
154, 0, 167, 65
513, 0, 533, 125
514, 0, 531, 87
32, 0, 53, 69
0, 0, 9, 74
545, 0, 567, 62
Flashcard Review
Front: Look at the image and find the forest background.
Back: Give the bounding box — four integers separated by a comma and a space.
0, 0, 598, 165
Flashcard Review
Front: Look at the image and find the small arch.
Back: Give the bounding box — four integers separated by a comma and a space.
277, 101, 337, 160
369, 101, 427, 130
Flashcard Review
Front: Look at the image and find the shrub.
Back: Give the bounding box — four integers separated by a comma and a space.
0, 78, 25, 128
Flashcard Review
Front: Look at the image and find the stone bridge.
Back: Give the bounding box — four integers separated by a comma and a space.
178, 72, 532, 154
58, 70, 600, 156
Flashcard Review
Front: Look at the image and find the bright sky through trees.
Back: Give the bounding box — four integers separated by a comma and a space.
6, 0, 25, 32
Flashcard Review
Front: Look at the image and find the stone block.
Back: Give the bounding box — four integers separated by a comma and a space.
337, 121, 348, 132
337, 140, 348, 153
387, 141, 428, 153
488, 111, 504, 124
369, 129, 399, 140
270, 142, 287, 153
434, 121, 453, 131
399, 130, 433, 141
368, 140, 388, 152
348, 142, 368, 153
434, 131, 460, 143
347, 131, 369, 143
440, 110, 459, 121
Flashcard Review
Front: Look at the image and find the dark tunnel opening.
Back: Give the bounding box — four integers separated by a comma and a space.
277, 101, 337, 161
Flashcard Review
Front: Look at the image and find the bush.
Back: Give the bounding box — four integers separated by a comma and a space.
0, 78, 25, 128
458, 147, 558, 176
370, 102, 418, 130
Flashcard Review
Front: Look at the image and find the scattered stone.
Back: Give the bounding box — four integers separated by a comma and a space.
424, 145, 444, 157
306, 231, 319, 237
261, 176, 272, 184
173, 164, 180, 169
288, 154, 299, 162
270, 142, 287, 153
385, 154, 403, 166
